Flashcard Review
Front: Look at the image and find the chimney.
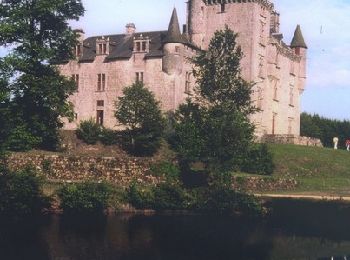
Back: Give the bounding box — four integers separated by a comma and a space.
74, 29, 85, 42
126, 23, 136, 35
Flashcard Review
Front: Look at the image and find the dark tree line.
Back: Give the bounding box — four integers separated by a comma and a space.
301, 112, 350, 148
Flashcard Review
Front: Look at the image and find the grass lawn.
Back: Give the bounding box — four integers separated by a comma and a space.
237, 144, 350, 196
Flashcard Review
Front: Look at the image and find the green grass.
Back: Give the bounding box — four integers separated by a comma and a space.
247, 144, 350, 195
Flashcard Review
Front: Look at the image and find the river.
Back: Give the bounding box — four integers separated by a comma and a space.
1, 199, 350, 260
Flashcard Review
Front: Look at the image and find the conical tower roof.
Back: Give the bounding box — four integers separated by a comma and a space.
290, 25, 307, 49
163, 8, 185, 44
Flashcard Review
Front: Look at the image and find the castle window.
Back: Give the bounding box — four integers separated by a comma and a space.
71, 74, 79, 89
97, 100, 104, 107
273, 81, 278, 101
220, 3, 226, 13
75, 44, 82, 57
288, 118, 294, 135
97, 73, 106, 91
133, 35, 150, 53
185, 72, 191, 94
257, 87, 263, 110
96, 110, 104, 126
136, 72, 144, 83
289, 87, 294, 106
96, 37, 110, 55
175, 46, 180, 53
142, 41, 147, 51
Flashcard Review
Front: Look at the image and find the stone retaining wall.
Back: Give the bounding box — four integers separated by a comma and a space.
261, 135, 323, 147
6, 153, 160, 187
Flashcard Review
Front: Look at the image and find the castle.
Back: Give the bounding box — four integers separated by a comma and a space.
59, 0, 307, 138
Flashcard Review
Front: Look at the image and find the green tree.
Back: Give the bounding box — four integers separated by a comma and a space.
0, 0, 84, 151
173, 26, 258, 178
115, 82, 165, 156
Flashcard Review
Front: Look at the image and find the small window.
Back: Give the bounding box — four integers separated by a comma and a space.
289, 88, 294, 106
142, 41, 147, 51
71, 74, 79, 89
175, 46, 180, 53
220, 3, 226, 13
136, 42, 141, 52
97, 73, 106, 91
98, 43, 107, 55
136, 72, 144, 83
185, 72, 191, 94
96, 110, 104, 126
97, 100, 104, 107
75, 44, 82, 57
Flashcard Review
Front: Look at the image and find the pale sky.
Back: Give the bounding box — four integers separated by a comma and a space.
3, 0, 350, 120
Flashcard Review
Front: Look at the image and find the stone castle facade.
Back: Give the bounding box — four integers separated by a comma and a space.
59, 0, 307, 137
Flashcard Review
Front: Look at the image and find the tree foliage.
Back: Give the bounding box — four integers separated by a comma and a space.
172, 27, 257, 176
115, 82, 165, 156
0, 0, 84, 150
301, 112, 350, 148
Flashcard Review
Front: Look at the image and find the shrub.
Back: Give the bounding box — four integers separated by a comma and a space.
127, 181, 155, 209
57, 182, 112, 215
152, 183, 190, 210
241, 144, 275, 175
193, 186, 262, 215
5, 125, 41, 151
149, 161, 180, 183
0, 167, 50, 219
100, 127, 117, 146
76, 119, 102, 145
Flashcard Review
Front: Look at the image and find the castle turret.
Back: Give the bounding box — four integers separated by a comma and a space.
187, 0, 205, 48
162, 8, 184, 75
291, 25, 307, 92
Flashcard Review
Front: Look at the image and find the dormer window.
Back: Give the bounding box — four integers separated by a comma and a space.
133, 35, 150, 53
96, 37, 109, 55
74, 43, 82, 58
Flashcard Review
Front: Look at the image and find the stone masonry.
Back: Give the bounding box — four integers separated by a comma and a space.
58, 0, 307, 138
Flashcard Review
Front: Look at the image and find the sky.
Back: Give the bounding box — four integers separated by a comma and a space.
3, 0, 350, 120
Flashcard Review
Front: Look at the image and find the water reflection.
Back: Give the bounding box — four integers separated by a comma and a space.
1, 199, 350, 260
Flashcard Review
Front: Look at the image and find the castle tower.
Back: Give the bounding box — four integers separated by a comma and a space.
187, 0, 206, 49
162, 8, 184, 75
291, 24, 308, 90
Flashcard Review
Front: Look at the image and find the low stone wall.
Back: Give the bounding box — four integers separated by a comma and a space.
262, 135, 323, 147
6, 153, 160, 187
232, 176, 298, 192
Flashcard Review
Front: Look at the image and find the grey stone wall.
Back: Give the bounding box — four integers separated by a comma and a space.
6, 153, 160, 187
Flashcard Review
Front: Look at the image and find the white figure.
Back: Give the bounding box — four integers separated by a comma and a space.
333, 137, 339, 150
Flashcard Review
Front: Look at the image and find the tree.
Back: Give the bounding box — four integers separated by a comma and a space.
0, 0, 84, 150
173, 26, 259, 178
115, 82, 165, 156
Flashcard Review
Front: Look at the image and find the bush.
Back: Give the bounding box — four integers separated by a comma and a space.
100, 127, 117, 146
193, 186, 262, 215
5, 125, 41, 151
127, 181, 190, 210
57, 182, 112, 215
152, 183, 190, 210
76, 119, 102, 145
149, 161, 180, 183
241, 144, 275, 175
0, 167, 50, 219
127, 181, 155, 210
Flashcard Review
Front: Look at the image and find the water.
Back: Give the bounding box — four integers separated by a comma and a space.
1, 199, 350, 260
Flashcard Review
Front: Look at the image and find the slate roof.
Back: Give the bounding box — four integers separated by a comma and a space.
78, 30, 168, 63
290, 25, 307, 49
163, 8, 186, 44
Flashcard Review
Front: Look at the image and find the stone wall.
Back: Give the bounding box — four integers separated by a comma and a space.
6, 153, 160, 187
261, 134, 323, 147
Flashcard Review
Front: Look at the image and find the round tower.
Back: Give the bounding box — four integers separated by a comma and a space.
290, 24, 307, 91
162, 8, 184, 75
187, 0, 206, 48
